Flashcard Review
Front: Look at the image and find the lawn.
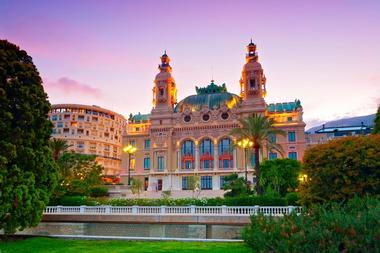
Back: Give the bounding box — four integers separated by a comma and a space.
0, 237, 251, 253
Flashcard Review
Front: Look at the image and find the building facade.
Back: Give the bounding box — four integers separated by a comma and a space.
49, 104, 127, 175
123, 42, 306, 196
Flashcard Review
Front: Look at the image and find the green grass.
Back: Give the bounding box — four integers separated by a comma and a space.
0, 237, 251, 253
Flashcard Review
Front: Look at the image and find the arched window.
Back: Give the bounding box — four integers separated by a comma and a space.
218, 138, 233, 169
181, 140, 194, 170
200, 139, 214, 170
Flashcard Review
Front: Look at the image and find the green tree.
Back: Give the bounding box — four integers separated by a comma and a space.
130, 178, 144, 197
49, 138, 72, 161
0, 40, 58, 235
231, 113, 285, 195
373, 106, 380, 134
56, 153, 103, 196
223, 173, 250, 197
299, 135, 380, 205
260, 159, 301, 197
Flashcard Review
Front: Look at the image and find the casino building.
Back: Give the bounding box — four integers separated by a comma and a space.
123, 41, 306, 196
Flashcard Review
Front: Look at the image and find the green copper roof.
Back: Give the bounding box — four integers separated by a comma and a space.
174, 81, 241, 112
267, 99, 302, 113
129, 113, 150, 122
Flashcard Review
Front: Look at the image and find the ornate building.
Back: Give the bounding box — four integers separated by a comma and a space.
123, 42, 306, 197
49, 104, 127, 175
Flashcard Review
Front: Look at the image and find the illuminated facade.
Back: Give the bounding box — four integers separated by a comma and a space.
49, 104, 127, 175
124, 42, 306, 196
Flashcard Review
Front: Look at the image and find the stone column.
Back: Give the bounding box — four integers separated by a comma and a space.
194, 144, 199, 171
233, 148, 237, 171
213, 145, 218, 171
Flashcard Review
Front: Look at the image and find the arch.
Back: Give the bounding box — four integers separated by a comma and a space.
181, 139, 195, 170
218, 137, 234, 169
199, 138, 214, 170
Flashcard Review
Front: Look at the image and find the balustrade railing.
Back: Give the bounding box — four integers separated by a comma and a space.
44, 205, 302, 217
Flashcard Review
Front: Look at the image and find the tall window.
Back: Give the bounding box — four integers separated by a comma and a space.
219, 138, 233, 169
182, 177, 189, 190
200, 138, 214, 169
143, 157, 150, 170
182, 140, 194, 169
157, 156, 165, 171
269, 152, 278, 160
144, 139, 151, 149
249, 78, 256, 88
201, 176, 213, 190
288, 131, 296, 142
220, 176, 225, 189
288, 152, 297, 160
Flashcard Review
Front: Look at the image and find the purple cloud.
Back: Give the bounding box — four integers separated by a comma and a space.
43, 77, 103, 98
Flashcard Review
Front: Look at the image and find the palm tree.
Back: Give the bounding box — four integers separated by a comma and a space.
231, 113, 285, 195
49, 138, 72, 161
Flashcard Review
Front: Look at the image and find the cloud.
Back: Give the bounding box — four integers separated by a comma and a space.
43, 77, 103, 98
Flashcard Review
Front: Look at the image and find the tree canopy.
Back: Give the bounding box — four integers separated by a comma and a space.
260, 158, 301, 197
223, 173, 251, 197
231, 113, 285, 194
373, 106, 380, 134
0, 40, 58, 234
299, 135, 380, 205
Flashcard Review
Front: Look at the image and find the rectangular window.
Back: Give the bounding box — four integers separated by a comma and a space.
287, 117, 293, 122
51, 115, 58, 121
144, 139, 151, 149
269, 152, 278, 160
77, 129, 84, 134
92, 116, 98, 122
144, 157, 150, 170
223, 159, 229, 169
269, 134, 276, 143
220, 176, 225, 189
201, 176, 213, 190
129, 140, 136, 146
57, 122, 63, 128
288, 152, 297, 160
157, 156, 165, 171
288, 131, 296, 142
64, 114, 70, 119
182, 177, 188, 190
78, 115, 85, 121
77, 141, 85, 149
63, 128, 69, 133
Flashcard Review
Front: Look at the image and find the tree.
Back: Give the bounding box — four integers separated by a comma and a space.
223, 173, 250, 197
0, 40, 58, 235
373, 106, 380, 134
260, 159, 301, 197
130, 178, 144, 197
49, 138, 72, 161
299, 135, 380, 205
231, 113, 285, 195
56, 153, 103, 196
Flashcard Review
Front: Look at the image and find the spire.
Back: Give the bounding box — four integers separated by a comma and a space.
246, 39, 258, 61
159, 51, 171, 70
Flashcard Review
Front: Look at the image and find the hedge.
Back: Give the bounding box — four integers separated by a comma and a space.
49, 195, 298, 206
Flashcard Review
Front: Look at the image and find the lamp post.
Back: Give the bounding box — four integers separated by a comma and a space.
123, 144, 137, 186
237, 138, 253, 186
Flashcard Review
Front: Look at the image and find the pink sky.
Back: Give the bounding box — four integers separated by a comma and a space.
1, 0, 379, 128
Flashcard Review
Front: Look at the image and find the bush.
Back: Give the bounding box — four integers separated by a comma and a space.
59, 196, 87, 206
89, 186, 109, 197
299, 135, 380, 205
285, 192, 299, 206
243, 196, 380, 252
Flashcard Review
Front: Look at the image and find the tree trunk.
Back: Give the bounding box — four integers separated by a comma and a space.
254, 145, 262, 195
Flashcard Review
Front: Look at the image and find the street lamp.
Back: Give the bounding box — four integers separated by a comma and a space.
237, 138, 253, 185
123, 144, 137, 186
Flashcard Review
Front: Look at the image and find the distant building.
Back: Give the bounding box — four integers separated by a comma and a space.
123, 41, 306, 197
49, 104, 127, 175
305, 123, 373, 148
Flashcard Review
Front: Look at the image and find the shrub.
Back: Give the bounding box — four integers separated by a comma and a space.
299, 135, 380, 205
243, 196, 380, 252
59, 196, 87, 206
285, 192, 299, 206
89, 186, 109, 197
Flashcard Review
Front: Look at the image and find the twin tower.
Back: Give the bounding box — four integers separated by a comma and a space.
152, 41, 267, 114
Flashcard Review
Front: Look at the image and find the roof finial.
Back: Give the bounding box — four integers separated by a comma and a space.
211, 66, 214, 83
250, 38, 253, 44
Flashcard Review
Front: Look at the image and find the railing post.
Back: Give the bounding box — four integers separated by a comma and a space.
190, 205, 196, 214
221, 205, 227, 215
160, 205, 166, 215
105, 205, 111, 214
80, 205, 85, 214
132, 205, 138, 214
254, 205, 259, 215
288, 205, 294, 214
57, 205, 62, 213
